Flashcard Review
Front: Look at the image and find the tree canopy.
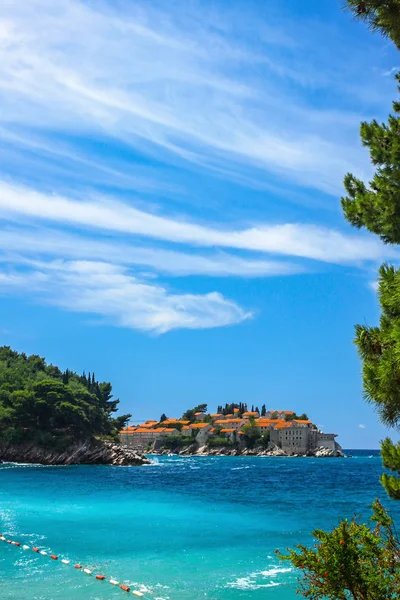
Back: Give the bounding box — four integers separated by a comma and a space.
0, 346, 130, 446
345, 1, 400, 50
181, 404, 207, 421
341, 78, 400, 245
280, 500, 400, 599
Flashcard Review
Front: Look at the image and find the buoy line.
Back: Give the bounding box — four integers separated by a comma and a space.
0, 533, 152, 597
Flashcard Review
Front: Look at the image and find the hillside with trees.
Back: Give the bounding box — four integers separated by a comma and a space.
0, 346, 130, 451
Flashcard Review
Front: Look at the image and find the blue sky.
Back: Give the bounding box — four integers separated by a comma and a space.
1, 0, 399, 448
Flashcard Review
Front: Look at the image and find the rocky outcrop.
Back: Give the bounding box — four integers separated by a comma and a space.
0, 440, 151, 466
151, 441, 344, 458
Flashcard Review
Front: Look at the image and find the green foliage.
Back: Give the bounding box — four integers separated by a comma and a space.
285, 412, 309, 421
161, 422, 183, 431
242, 421, 261, 448
181, 404, 207, 421
344, 1, 400, 50
259, 431, 270, 448
341, 83, 400, 244
217, 402, 247, 416
381, 437, 400, 499
339, 7, 400, 499
162, 434, 187, 450
279, 500, 400, 599
0, 346, 130, 446
207, 436, 234, 448
352, 264, 400, 436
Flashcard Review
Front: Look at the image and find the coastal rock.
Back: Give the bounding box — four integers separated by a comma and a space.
0, 440, 150, 466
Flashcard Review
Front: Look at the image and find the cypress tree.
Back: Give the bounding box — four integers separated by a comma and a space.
261, 404, 266, 416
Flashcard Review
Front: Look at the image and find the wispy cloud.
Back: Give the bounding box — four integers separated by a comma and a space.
0, 0, 397, 334
0, 180, 395, 264
0, 0, 387, 196
0, 259, 252, 334
0, 226, 301, 278
359, 424, 366, 429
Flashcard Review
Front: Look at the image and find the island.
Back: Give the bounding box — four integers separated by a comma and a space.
120, 404, 343, 457
0, 346, 149, 466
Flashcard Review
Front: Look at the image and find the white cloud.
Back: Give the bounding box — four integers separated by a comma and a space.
369, 280, 379, 292
358, 424, 366, 429
0, 259, 251, 333
0, 0, 382, 195
0, 180, 395, 264
0, 227, 302, 278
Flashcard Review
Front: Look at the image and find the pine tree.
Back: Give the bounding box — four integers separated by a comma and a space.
345, 1, 400, 50
341, 80, 400, 498
261, 404, 266, 416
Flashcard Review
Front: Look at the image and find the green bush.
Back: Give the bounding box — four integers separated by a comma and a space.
162, 435, 187, 449
207, 436, 233, 447
279, 500, 400, 600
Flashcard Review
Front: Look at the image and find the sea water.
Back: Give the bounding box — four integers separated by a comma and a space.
0, 450, 398, 599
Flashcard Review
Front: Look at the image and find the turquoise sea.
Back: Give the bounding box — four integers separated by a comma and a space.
1, 451, 398, 600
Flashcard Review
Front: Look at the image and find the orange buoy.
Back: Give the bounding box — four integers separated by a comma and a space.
32, 547, 39, 552
120, 584, 130, 592
50, 555, 58, 560
96, 575, 105, 580
74, 564, 82, 569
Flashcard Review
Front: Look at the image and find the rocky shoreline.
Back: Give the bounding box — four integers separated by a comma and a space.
0, 440, 151, 466
151, 443, 344, 458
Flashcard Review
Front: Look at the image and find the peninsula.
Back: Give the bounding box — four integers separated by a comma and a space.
120, 403, 342, 457
0, 346, 149, 466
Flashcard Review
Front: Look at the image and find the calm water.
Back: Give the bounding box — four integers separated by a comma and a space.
0, 451, 398, 600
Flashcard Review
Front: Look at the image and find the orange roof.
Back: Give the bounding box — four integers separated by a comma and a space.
243, 411, 259, 416
154, 427, 178, 433
214, 419, 242, 425
194, 412, 203, 415
137, 422, 157, 428
294, 420, 312, 425
221, 428, 235, 433
274, 423, 292, 430
225, 413, 234, 417
163, 419, 190, 425
190, 423, 210, 429
182, 426, 190, 430
131, 428, 159, 433
209, 427, 215, 433
233, 408, 239, 412
238, 431, 244, 435
210, 413, 222, 417
145, 420, 158, 423
283, 411, 294, 414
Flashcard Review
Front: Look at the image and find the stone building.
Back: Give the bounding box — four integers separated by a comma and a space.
270, 420, 337, 455
120, 427, 178, 451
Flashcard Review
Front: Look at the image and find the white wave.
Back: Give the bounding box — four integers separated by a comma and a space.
226, 564, 292, 590
226, 576, 280, 590
260, 567, 292, 577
